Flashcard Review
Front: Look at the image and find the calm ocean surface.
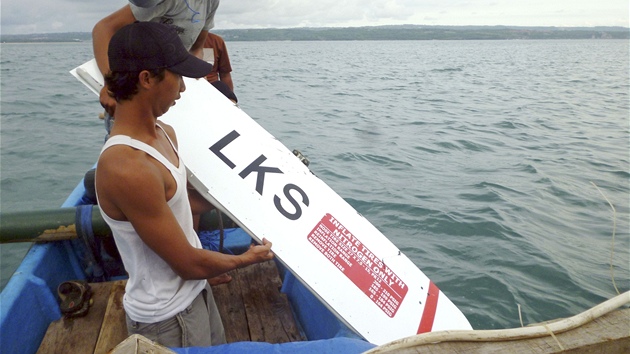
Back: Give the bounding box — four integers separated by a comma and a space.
1, 39, 628, 330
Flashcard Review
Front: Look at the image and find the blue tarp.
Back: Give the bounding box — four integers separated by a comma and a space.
171, 337, 376, 354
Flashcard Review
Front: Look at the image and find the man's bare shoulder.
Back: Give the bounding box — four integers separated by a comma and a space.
158, 120, 178, 148
96, 144, 169, 219
97, 145, 163, 190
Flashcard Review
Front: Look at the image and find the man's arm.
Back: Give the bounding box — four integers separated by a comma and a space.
190, 30, 209, 59
215, 35, 234, 91
188, 186, 214, 214
218, 71, 234, 92
159, 122, 215, 225
92, 5, 137, 77
195, 0, 219, 58
97, 148, 273, 280
92, 5, 137, 116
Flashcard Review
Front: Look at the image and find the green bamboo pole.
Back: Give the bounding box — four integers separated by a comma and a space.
0, 205, 111, 243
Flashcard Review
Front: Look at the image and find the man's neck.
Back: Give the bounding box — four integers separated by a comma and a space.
111, 101, 160, 140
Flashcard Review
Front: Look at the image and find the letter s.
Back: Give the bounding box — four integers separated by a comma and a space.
274, 183, 309, 220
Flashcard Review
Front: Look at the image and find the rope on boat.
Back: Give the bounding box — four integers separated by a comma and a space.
543, 323, 565, 351
75, 205, 106, 282
363, 290, 630, 353
590, 181, 620, 295
218, 209, 224, 253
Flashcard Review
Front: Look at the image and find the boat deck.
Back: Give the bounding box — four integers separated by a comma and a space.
36, 260, 305, 353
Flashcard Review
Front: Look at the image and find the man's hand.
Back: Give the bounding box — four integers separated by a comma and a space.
244, 238, 274, 265
100, 85, 117, 117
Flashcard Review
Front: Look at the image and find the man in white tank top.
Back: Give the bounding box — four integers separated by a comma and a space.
95, 21, 274, 348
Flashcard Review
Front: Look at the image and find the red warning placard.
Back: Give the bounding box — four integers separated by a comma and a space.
307, 213, 408, 317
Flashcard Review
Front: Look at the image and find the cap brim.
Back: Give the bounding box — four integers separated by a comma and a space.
169, 55, 214, 78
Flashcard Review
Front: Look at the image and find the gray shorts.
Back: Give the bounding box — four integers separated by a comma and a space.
126, 284, 226, 348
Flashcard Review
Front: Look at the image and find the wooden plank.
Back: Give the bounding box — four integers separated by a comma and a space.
37, 282, 112, 354
94, 280, 128, 354
211, 269, 250, 343
211, 260, 305, 344
240, 261, 280, 342
273, 293, 305, 342
261, 263, 305, 342
241, 260, 304, 343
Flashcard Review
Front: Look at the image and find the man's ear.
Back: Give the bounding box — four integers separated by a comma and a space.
138, 70, 152, 89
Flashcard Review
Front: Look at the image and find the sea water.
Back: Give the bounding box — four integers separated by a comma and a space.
1, 39, 628, 330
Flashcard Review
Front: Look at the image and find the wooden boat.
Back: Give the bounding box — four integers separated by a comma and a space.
0, 176, 377, 353
1, 173, 628, 353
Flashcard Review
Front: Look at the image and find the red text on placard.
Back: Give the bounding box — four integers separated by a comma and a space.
307, 213, 407, 317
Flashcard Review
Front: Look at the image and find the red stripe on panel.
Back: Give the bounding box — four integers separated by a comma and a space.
417, 281, 439, 334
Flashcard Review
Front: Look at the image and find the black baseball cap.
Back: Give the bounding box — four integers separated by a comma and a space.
108, 21, 213, 78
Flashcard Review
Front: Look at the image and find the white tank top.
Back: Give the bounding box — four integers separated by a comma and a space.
96, 125, 206, 323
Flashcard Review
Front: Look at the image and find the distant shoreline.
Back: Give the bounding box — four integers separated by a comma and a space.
1, 25, 628, 43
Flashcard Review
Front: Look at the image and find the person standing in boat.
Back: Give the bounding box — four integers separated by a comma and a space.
91, 0, 235, 286
93, 0, 220, 129
203, 32, 235, 92
95, 21, 274, 347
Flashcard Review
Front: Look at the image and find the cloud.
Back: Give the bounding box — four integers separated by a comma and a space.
1, 0, 128, 34
218, 0, 416, 28
0, 0, 628, 35
216, 0, 630, 29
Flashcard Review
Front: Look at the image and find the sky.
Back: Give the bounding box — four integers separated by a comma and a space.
1, 0, 628, 35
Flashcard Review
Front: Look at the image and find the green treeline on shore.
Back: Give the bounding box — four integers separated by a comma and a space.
2, 25, 628, 43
